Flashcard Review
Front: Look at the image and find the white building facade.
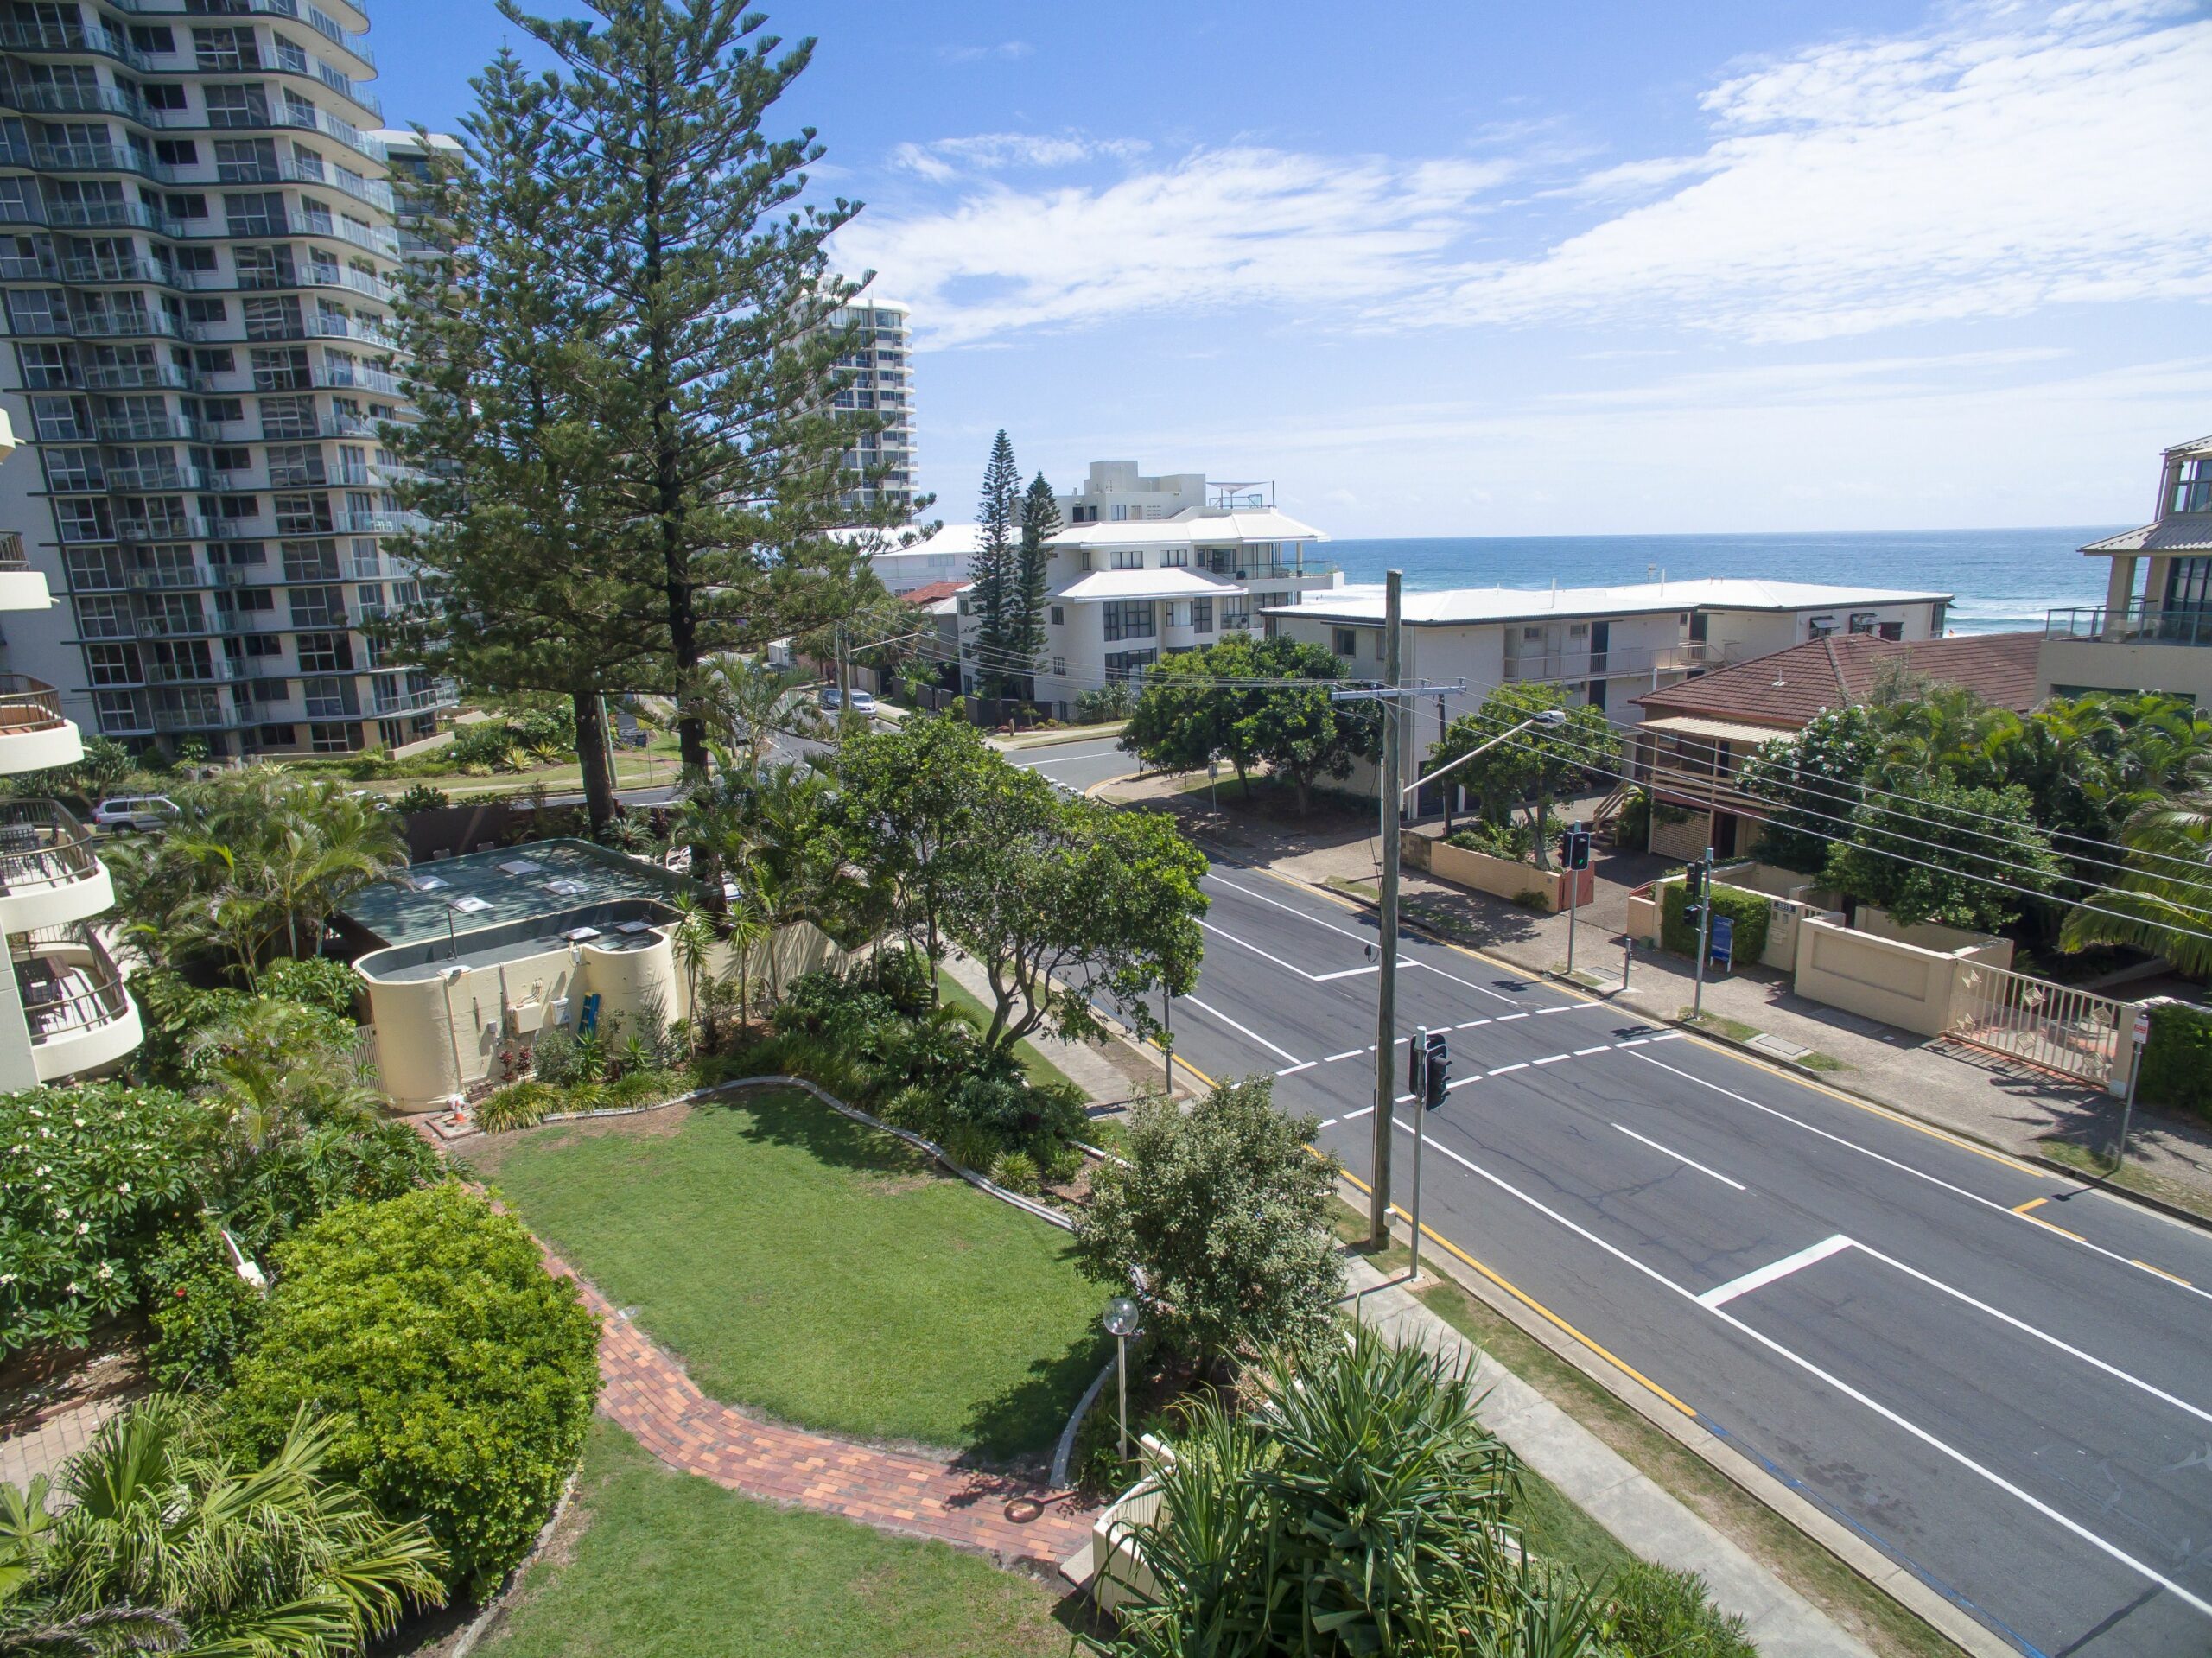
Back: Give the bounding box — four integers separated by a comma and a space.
0, 408, 141, 1085
0, 3, 454, 759
953, 461, 1342, 714
825, 295, 912, 516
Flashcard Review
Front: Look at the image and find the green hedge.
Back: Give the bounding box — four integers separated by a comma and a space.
1659, 879, 1770, 969
2138, 1002, 2212, 1121
226, 1184, 601, 1596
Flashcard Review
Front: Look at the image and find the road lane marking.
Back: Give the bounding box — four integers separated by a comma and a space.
1342, 1104, 1375, 1120
1497, 1012, 1529, 1022
1313, 964, 1385, 981
1697, 1236, 1853, 1307
1403, 1128, 2212, 1620
1575, 1045, 1611, 1057
1852, 1240, 2212, 1426
1532, 1053, 1571, 1066
1324, 1048, 1367, 1062
1399, 956, 1522, 1006
1206, 873, 1376, 945
2136, 1259, 2193, 1286
2012, 1197, 2048, 1215
1182, 994, 1304, 1065
1629, 1051, 2212, 1302
1617, 1038, 1650, 1048
1614, 1124, 1746, 1191
1489, 1062, 1529, 1077
1346, 1150, 1697, 1418
1275, 1062, 1317, 1077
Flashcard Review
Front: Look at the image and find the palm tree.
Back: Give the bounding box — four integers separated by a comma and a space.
665, 893, 721, 1051
683, 656, 801, 777
2060, 786, 2212, 975
186, 998, 381, 1150
4, 1396, 444, 1658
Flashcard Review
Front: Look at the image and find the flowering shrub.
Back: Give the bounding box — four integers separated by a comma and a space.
0, 1084, 216, 1355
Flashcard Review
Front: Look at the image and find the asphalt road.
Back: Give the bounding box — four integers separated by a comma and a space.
1147, 864, 2212, 1658
1001, 733, 1137, 794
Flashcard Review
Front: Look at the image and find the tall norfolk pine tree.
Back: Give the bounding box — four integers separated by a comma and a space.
1012, 472, 1059, 697
498, 0, 912, 873
385, 53, 662, 832
968, 430, 1021, 697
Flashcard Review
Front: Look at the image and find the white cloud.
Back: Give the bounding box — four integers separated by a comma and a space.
1440, 1, 2212, 340
937, 41, 1031, 65
841, 148, 1513, 346
849, 1, 2212, 348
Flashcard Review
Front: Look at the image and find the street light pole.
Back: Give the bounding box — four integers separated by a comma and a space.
1370, 572, 1402, 1245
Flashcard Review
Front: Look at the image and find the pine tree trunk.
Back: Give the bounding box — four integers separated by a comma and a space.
575, 691, 617, 833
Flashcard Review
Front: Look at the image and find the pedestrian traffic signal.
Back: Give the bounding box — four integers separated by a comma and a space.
1682, 861, 1706, 900
1560, 822, 1592, 871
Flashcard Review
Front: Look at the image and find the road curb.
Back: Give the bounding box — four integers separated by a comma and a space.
1338, 1175, 2000, 1658
991, 722, 1128, 751
2023, 1152, 2212, 1234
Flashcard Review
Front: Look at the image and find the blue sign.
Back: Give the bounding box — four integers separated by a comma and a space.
1709, 915, 1734, 969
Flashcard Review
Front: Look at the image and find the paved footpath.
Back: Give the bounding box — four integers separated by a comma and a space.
540, 1245, 1098, 1569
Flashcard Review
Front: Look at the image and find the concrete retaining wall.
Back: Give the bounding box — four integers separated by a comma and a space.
1408, 833, 1594, 913
1791, 916, 1974, 1038
1857, 906, 2013, 972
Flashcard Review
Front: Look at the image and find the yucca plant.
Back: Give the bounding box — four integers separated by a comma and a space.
3, 1395, 444, 1658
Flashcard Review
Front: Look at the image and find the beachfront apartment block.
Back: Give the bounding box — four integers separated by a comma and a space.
824, 295, 914, 517
2040, 434, 2212, 706
0, 407, 140, 1086
0, 4, 458, 759
950, 460, 1340, 711
1265, 577, 1951, 802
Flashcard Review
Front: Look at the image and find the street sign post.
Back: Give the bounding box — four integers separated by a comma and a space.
2118, 1009, 2152, 1165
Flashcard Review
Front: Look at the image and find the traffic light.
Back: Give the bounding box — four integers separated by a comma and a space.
1422, 1031, 1449, 1109
1682, 861, 1706, 901
1560, 822, 1592, 871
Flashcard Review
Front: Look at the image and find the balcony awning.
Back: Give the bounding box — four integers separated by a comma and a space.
1642, 714, 1791, 746
1053, 569, 1247, 604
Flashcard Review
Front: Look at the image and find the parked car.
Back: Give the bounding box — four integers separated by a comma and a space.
816, 685, 842, 711
846, 688, 878, 716
93, 794, 179, 833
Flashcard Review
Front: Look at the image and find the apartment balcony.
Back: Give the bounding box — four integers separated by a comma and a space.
0, 530, 48, 613
1503, 640, 1726, 685
82, 362, 201, 392
0, 802, 113, 934
143, 656, 280, 686
12, 924, 141, 1083
2044, 602, 2212, 647
0, 677, 82, 772
368, 677, 458, 716
215, 156, 396, 213
0, 19, 149, 70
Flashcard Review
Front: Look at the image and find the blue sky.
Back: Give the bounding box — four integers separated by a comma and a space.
372, 0, 2212, 537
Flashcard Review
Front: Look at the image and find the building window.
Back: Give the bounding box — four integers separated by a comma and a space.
1051, 657, 1066, 677
1191, 598, 1213, 634
1807, 615, 1836, 638
1332, 627, 1357, 657
1104, 649, 1155, 681
308, 722, 361, 753
296, 632, 353, 673
1847, 612, 1878, 634
1103, 600, 1155, 642
1110, 547, 1143, 570
1160, 546, 1188, 567
1048, 604, 1063, 626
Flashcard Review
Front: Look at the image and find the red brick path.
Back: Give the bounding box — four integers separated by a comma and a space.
541, 1248, 1099, 1567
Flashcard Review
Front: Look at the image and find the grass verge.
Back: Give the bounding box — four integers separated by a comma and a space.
480, 1420, 1077, 1658
2037, 1135, 2212, 1224
1328, 1202, 1961, 1658
1681, 1011, 1849, 1075
460, 1086, 1106, 1460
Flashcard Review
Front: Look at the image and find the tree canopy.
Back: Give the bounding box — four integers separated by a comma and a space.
1429, 683, 1618, 867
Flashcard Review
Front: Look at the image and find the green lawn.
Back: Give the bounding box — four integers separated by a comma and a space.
461, 1086, 1107, 1459
482, 1422, 1076, 1658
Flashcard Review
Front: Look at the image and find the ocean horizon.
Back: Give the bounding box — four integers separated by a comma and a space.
1318, 526, 2127, 635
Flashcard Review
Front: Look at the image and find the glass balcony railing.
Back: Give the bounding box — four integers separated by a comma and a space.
2044, 602, 2212, 646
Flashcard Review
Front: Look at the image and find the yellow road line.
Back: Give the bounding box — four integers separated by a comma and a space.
1145, 1034, 1218, 1091
1335, 1165, 1697, 1420
2133, 1258, 2193, 1286
2012, 1197, 2049, 1216
2023, 1214, 2088, 1244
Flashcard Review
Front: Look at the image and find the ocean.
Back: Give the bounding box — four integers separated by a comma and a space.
1319, 527, 2127, 636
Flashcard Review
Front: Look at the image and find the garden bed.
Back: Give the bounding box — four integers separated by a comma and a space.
456, 1085, 1109, 1463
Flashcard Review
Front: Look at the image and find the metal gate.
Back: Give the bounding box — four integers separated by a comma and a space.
1946, 962, 2121, 1085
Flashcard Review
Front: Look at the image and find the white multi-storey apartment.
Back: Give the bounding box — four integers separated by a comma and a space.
824, 295, 912, 516
0, 408, 140, 1085
0, 2, 455, 761
954, 460, 1340, 713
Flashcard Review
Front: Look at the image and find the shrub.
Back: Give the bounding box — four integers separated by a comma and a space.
143, 1221, 265, 1389
258, 956, 362, 1022
992, 1149, 1041, 1194
478, 1079, 558, 1134
395, 781, 451, 813
1614, 786, 1652, 848
1659, 877, 1770, 968
859, 945, 934, 1017
2138, 1001, 2212, 1121
226, 1185, 601, 1596
531, 1026, 584, 1086
219, 1121, 444, 1255
1039, 1138, 1084, 1186
0, 1083, 215, 1356
1605, 1563, 1757, 1657
1073, 683, 1133, 724
449, 721, 526, 773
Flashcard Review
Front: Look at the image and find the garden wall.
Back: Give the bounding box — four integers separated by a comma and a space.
1790, 917, 1977, 1038
1855, 906, 2013, 972
1405, 833, 1594, 912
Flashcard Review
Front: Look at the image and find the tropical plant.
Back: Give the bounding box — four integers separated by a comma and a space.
1075, 1079, 1342, 1369
1121, 636, 1271, 791
1095, 1325, 1605, 1656
1738, 704, 1879, 875
1240, 634, 1382, 816
224, 1185, 601, 1595
683, 655, 804, 777
1821, 778, 2062, 933
1431, 684, 1618, 868
968, 430, 1024, 697
184, 999, 380, 1151
2057, 786, 2212, 975
833, 715, 998, 983
2, 1396, 443, 1656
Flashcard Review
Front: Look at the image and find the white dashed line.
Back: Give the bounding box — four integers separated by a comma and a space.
1498, 1013, 1530, 1022
1532, 1053, 1571, 1065
1275, 1061, 1316, 1077
1575, 1045, 1611, 1057
1489, 1062, 1529, 1077
1324, 1048, 1367, 1063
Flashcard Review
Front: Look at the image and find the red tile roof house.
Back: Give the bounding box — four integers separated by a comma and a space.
1627, 632, 2044, 862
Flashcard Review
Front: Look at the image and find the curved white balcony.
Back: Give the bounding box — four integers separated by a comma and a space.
15, 925, 141, 1082
0, 531, 48, 613
0, 677, 83, 774
0, 803, 115, 933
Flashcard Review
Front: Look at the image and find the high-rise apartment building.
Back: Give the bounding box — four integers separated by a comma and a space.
0, 0, 455, 760
826, 295, 912, 516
